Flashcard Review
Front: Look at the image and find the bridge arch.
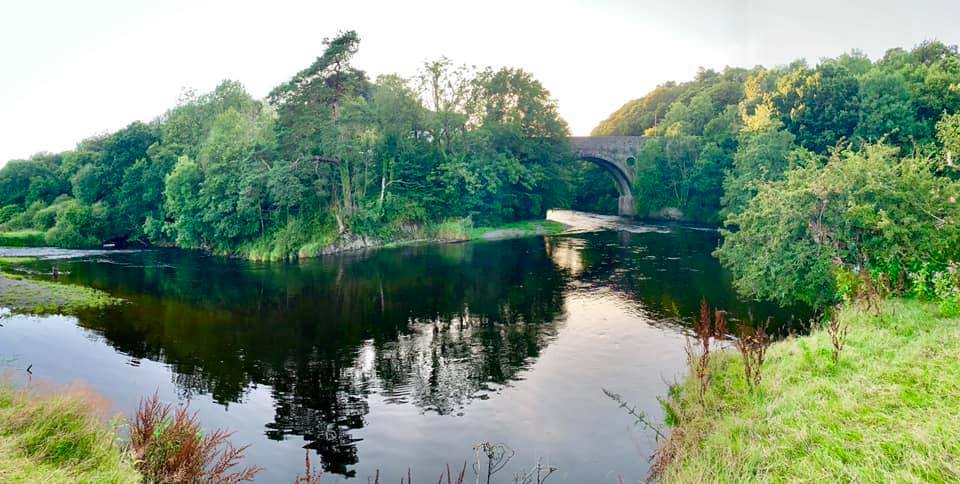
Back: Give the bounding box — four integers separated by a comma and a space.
569, 136, 646, 217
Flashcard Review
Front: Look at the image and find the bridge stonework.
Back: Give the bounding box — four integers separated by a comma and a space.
569, 136, 646, 216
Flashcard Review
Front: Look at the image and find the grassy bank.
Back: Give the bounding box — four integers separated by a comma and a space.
0, 383, 140, 482
658, 299, 960, 482
239, 217, 570, 261
0, 230, 46, 248
0, 257, 121, 314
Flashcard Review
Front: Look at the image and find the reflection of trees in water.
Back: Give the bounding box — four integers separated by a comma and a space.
546, 230, 810, 332
375, 311, 560, 415
63, 239, 568, 475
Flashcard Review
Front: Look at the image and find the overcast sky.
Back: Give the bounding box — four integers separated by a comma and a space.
1, 0, 957, 165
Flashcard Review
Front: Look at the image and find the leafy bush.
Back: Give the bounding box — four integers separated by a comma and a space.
45, 200, 108, 249
718, 143, 960, 308
933, 263, 960, 317
0, 204, 18, 225
32, 204, 59, 230
129, 393, 260, 483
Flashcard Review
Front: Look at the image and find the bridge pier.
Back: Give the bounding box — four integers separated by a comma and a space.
618, 194, 635, 217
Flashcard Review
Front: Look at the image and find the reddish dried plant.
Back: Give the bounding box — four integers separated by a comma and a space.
438, 462, 467, 484
735, 319, 771, 389
685, 300, 728, 403
827, 308, 849, 363
294, 450, 323, 484
129, 392, 261, 483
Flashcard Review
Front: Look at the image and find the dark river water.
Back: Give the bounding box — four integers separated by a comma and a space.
0, 212, 806, 482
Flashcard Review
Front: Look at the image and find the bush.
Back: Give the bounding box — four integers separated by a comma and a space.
44, 200, 108, 249
129, 393, 260, 483
32, 204, 59, 230
0, 204, 18, 225
933, 263, 960, 317
718, 143, 960, 308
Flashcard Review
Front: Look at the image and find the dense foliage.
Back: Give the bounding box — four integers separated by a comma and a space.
594, 42, 960, 225
0, 32, 574, 257
595, 41, 960, 307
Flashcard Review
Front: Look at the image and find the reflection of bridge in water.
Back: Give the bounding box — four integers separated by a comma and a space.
568, 136, 646, 216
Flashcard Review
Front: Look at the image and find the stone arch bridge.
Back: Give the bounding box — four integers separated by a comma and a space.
569, 136, 646, 216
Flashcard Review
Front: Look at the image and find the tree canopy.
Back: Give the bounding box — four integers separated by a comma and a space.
0, 31, 575, 258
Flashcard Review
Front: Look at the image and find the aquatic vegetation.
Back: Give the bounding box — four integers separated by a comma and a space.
0, 273, 121, 315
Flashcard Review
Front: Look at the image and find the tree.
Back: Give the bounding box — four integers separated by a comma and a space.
163, 156, 207, 248
778, 62, 861, 154
0, 158, 62, 207
721, 111, 802, 217
268, 30, 373, 232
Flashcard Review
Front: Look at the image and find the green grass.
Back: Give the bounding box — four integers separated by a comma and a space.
658, 298, 960, 483
237, 217, 571, 259
0, 257, 34, 269
235, 218, 338, 261
0, 258, 122, 315
0, 230, 46, 248
0, 383, 140, 482
468, 219, 569, 240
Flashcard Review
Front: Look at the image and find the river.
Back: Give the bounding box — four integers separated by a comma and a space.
0, 211, 806, 482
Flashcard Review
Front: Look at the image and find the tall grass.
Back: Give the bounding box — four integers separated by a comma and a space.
0, 382, 140, 482
432, 218, 473, 241
0, 229, 46, 247
656, 299, 960, 482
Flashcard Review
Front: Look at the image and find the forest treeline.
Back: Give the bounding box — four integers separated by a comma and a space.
1, 36, 958, 305
0, 31, 575, 258
594, 40, 960, 308
594, 41, 960, 222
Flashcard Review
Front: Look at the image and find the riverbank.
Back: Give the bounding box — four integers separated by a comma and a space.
0, 382, 140, 482
657, 298, 960, 482
239, 217, 570, 261
0, 230, 45, 248
0, 257, 121, 315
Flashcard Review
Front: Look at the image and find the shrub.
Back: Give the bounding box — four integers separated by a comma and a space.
735, 320, 771, 389
32, 204, 59, 230
933, 263, 960, 317
0, 204, 18, 224
718, 143, 960, 308
44, 200, 107, 249
129, 393, 260, 483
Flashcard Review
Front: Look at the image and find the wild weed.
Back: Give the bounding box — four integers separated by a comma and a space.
826, 306, 849, 363
685, 300, 727, 404
294, 450, 323, 484
474, 442, 513, 484
129, 392, 261, 483
735, 319, 771, 390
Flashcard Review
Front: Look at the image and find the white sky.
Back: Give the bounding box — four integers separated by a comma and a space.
1, 0, 957, 165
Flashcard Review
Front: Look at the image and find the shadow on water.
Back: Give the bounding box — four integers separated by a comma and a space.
11, 220, 809, 479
